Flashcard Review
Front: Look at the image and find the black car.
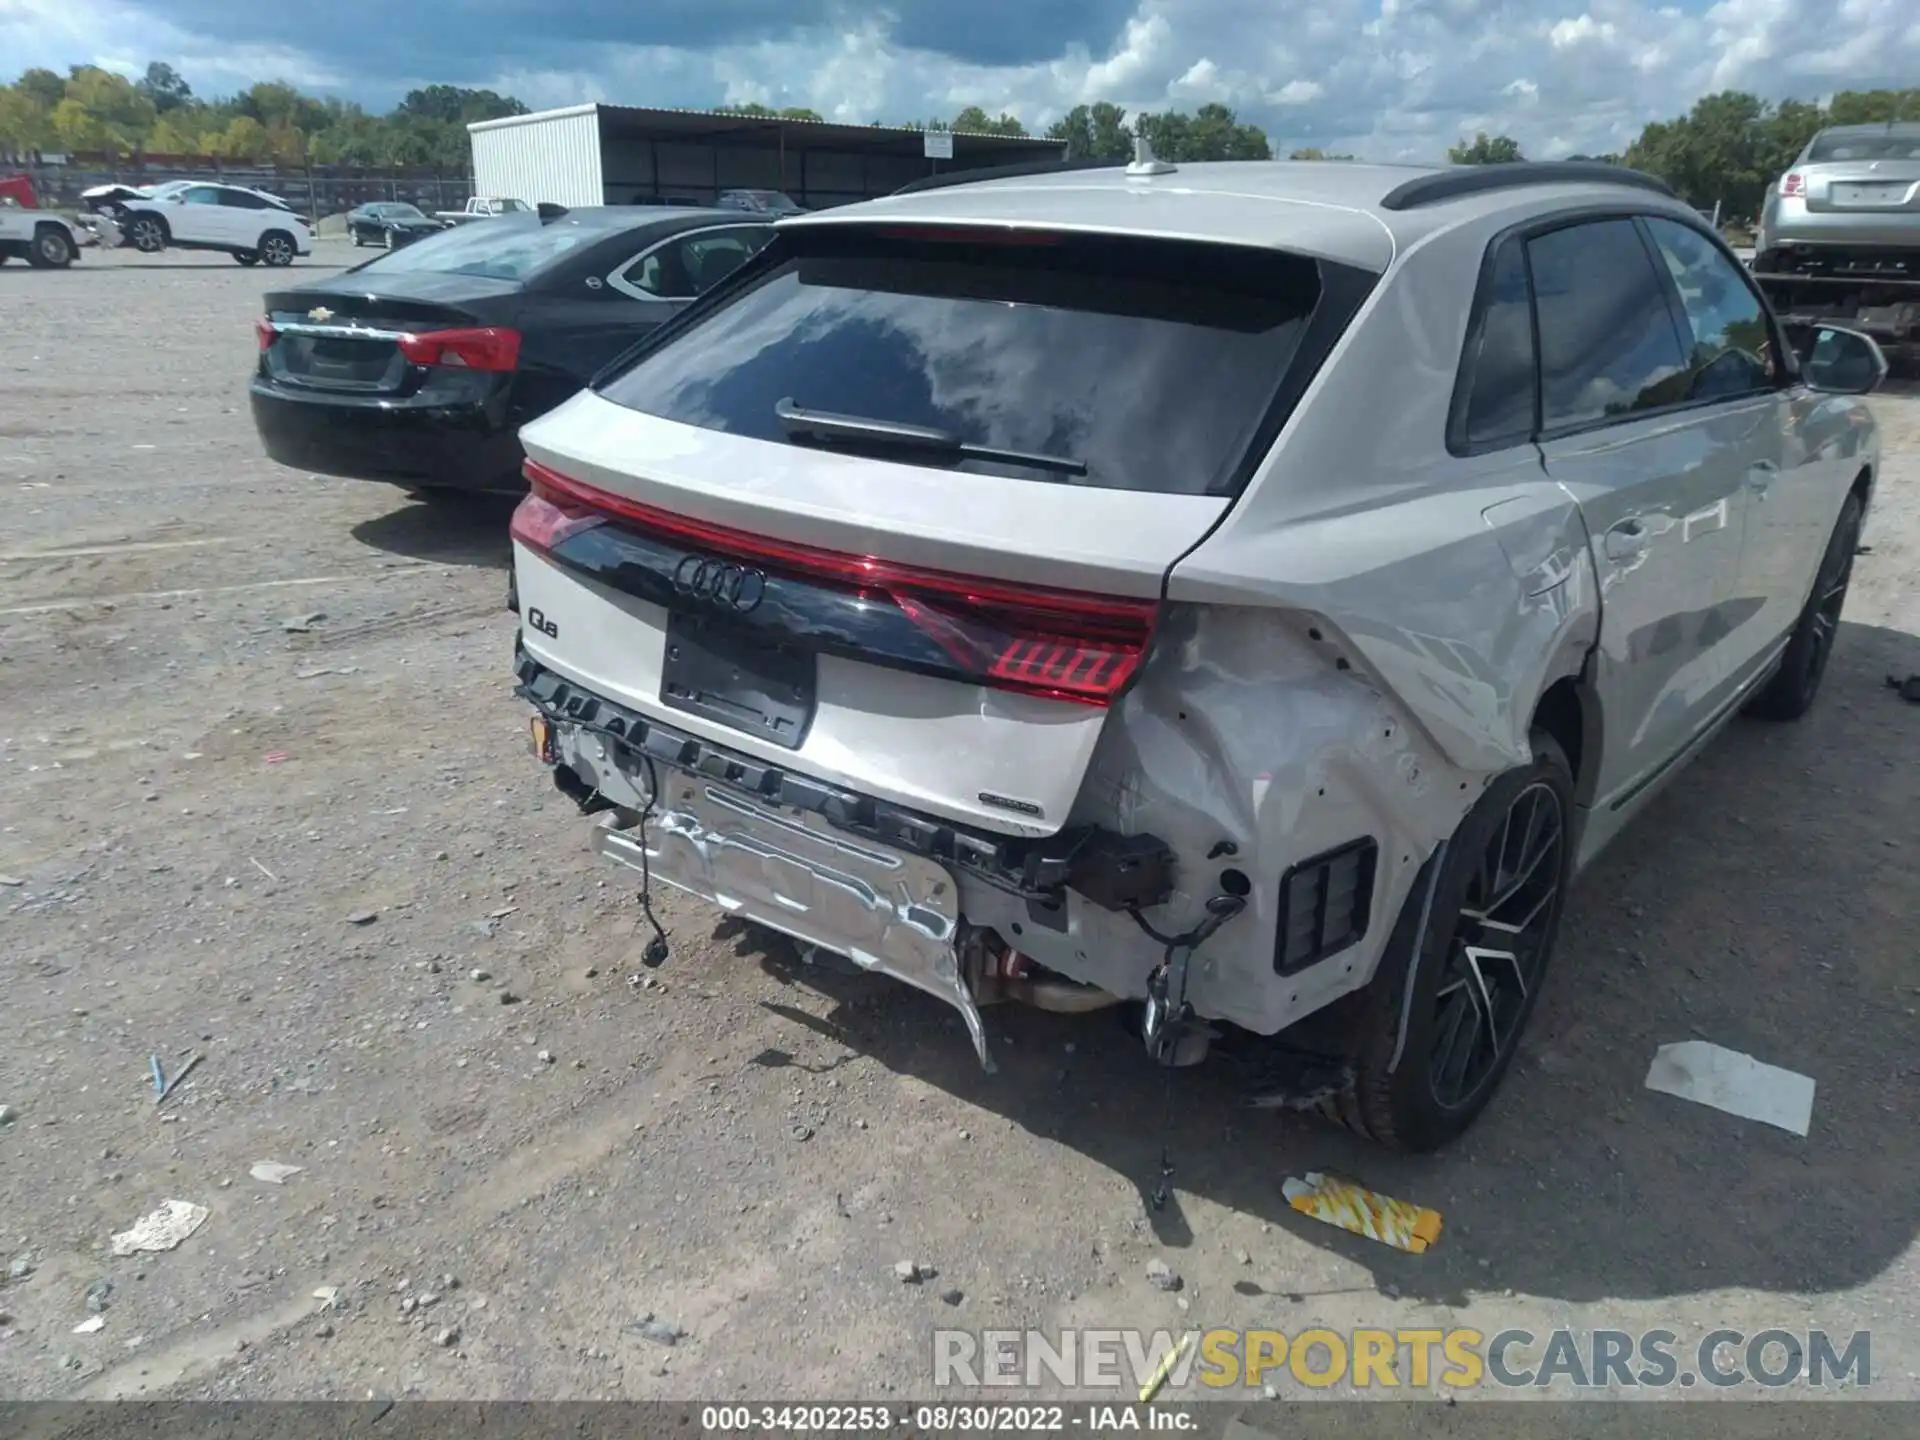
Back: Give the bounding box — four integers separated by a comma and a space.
715, 188, 806, 216
250, 207, 774, 494
347, 201, 445, 249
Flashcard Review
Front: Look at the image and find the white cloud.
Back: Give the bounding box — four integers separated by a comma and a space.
1549, 14, 1620, 47
4, 0, 1919, 164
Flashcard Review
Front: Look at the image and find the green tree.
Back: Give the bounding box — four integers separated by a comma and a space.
1825, 88, 1920, 125
137, 61, 193, 112
1045, 102, 1132, 161
1186, 103, 1270, 159
1133, 104, 1270, 162
716, 102, 826, 122
1290, 147, 1355, 160
60, 65, 157, 151
215, 114, 272, 160
0, 84, 56, 150
951, 105, 1027, 136
1448, 132, 1524, 164
17, 68, 65, 110
146, 112, 205, 154
1623, 90, 1774, 218
399, 84, 527, 126
50, 98, 118, 153
308, 102, 387, 165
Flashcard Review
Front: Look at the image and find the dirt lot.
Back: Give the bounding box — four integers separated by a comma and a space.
1, 241, 1917, 1405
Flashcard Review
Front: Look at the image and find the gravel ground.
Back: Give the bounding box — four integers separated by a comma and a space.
1, 240, 1916, 1405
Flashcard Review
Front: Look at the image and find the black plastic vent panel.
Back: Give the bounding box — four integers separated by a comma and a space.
1272, 837, 1379, 975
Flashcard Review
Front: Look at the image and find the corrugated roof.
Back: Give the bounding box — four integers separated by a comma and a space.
471, 102, 1063, 158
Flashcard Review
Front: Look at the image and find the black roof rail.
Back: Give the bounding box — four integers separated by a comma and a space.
891, 157, 1114, 197
1378, 161, 1675, 212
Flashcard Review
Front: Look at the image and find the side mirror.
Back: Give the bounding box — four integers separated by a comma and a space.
1792, 323, 1888, 395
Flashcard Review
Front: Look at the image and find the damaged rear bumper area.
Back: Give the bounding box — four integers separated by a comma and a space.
515, 651, 1177, 1066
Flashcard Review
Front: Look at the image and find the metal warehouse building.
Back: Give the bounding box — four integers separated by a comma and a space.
467, 104, 1065, 211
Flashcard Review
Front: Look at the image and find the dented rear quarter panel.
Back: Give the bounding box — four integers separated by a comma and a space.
1033, 212, 1606, 1036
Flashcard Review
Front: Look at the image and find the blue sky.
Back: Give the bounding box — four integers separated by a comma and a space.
4, 0, 1917, 159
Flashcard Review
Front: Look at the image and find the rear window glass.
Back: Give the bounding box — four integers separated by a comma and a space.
596, 228, 1324, 495
352, 217, 588, 281
1806, 130, 1920, 162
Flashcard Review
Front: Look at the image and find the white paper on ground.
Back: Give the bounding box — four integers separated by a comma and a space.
110, 1199, 210, 1256
249, 1161, 303, 1184
1644, 1041, 1815, 1136
72, 1315, 105, 1334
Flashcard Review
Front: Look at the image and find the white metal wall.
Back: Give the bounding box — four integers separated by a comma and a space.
468, 105, 604, 209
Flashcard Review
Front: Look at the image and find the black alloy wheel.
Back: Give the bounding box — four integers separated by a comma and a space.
1427, 779, 1565, 1110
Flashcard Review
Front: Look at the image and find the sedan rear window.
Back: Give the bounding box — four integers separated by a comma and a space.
596, 227, 1325, 495
353, 218, 588, 281
1806, 129, 1920, 162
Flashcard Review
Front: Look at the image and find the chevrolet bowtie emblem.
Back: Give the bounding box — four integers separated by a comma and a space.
307, 306, 334, 322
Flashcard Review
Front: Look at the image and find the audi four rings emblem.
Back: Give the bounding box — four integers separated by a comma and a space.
673, 555, 767, 613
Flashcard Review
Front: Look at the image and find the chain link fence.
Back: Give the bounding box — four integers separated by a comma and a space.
12, 156, 475, 222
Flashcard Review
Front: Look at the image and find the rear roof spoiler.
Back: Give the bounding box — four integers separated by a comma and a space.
537, 202, 569, 224
892, 158, 1117, 197
1379, 162, 1675, 211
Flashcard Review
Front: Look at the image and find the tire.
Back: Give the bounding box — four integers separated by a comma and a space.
127, 214, 168, 254
1327, 733, 1576, 1152
234, 249, 261, 266
1744, 492, 1863, 721
259, 230, 296, 267
26, 226, 75, 269
384, 229, 395, 250
352, 230, 365, 247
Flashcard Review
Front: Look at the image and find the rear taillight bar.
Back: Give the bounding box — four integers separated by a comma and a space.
512, 459, 1157, 706
398, 326, 520, 372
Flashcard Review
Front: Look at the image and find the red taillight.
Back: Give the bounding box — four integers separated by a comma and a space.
1780, 172, 1805, 197
254, 315, 276, 351
518, 459, 1155, 706
397, 326, 520, 372
510, 474, 604, 556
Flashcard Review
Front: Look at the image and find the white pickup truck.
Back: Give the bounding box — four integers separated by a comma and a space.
434, 196, 533, 226
0, 174, 86, 268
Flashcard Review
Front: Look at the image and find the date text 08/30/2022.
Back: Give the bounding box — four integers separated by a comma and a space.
702, 1406, 1193, 1432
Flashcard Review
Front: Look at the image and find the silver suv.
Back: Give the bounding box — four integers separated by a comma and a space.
508, 154, 1886, 1150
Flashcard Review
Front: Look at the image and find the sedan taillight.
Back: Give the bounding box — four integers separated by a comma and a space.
254, 315, 276, 351
397, 327, 521, 372
1780, 172, 1806, 197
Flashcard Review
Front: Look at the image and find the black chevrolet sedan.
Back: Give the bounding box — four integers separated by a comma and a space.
346, 201, 445, 248
251, 207, 773, 494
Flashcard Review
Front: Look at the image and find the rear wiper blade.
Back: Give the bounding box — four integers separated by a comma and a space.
774, 397, 1086, 476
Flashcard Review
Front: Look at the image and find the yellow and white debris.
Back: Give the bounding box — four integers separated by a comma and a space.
1282, 1171, 1444, 1253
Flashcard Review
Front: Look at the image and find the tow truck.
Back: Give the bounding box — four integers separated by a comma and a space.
0, 174, 87, 269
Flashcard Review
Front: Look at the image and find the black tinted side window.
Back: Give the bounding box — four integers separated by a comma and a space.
1457, 237, 1536, 450
1527, 219, 1690, 430
1640, 216, 1776, 402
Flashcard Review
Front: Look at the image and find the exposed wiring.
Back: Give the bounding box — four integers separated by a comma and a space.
634, 753, 671, 968
1127, 894, 1247, 1211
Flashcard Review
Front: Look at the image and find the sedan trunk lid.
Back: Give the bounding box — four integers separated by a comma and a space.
260, 273, 521, 395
